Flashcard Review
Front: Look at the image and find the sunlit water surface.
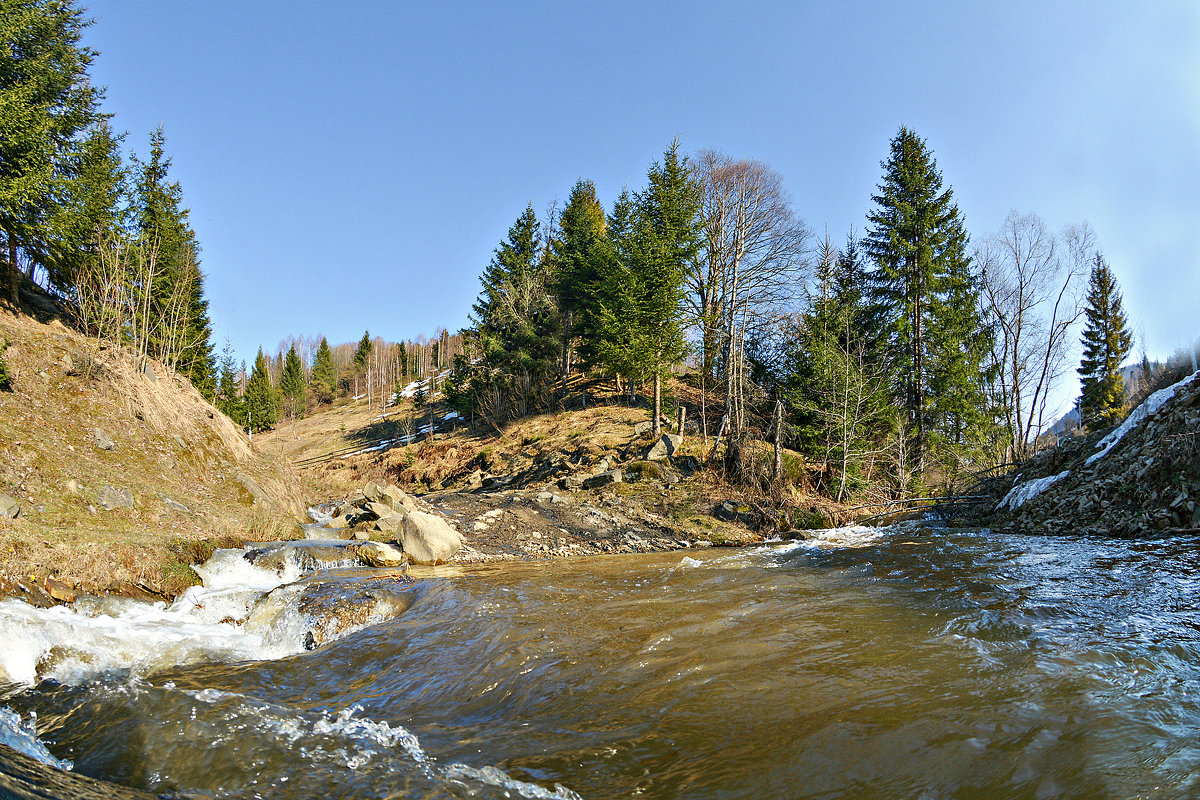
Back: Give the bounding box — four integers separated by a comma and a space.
3, 525, 1200, 799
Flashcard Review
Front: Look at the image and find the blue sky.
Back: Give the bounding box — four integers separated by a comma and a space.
83, 1, 1198, 394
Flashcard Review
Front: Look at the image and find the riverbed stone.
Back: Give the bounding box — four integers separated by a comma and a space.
399, 510, 463, 564
373, 512, 406, 534
0, 493, 20, 519
358, 540, 407, 568
97, 485, 134, 510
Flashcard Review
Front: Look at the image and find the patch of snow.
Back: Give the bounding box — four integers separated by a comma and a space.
1085, 370, 1200, 466
998, 470, 1070, 511
443, 411, 460, 421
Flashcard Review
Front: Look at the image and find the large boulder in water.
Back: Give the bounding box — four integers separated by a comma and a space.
363, 481, 415, 513
357, 541, 407, 568
400, 510, 463, 565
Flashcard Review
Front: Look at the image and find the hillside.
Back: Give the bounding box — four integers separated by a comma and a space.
0, 309, 307, 603
977, 369, 1200, 536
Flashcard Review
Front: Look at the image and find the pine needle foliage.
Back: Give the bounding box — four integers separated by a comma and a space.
1077, 253, 1133, 428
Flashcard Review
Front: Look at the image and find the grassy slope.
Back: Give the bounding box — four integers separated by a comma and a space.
0, 310, 306, 599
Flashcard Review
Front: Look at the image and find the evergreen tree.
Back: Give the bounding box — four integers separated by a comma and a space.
465, 203, 561, 421
864, 126, 990, 475
553, 178, 607, 376
243, 347, 278, 432
1077, 253, 1133, 428
279, 342, 306, 418
595, 142, 701, 431
55, 120, 127, 296
215, 337, 244, 426
353, 330, 372, 368
309, 336, 335, 403
0, 0, 102, 305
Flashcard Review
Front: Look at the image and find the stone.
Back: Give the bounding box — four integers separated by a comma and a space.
536, 491, 554, 502
399, 510, 463, 565
327, 514, 352, 530
236, 472, 271, 507
634, 421, 653, 435
559, 474, 587, 490
583, 469, 623, 489
173, 435, 188, 450
353, 530, 372, 541
381, 485, 415, 513
142, 361, 157, 382
373, 513, 405, 534
483, 475, 514, 490
362, 481, 388, 504
467, 469, 484, 490
0, 493, 20, 520
592, 457, 611, 474
645, 434, 683, 461
97, 485, 134, 510
92, 427, 115, 451
44, 576, 75, 603
163, 497, 190, 514
357, 540, 408, 568
365, 501, 395, 520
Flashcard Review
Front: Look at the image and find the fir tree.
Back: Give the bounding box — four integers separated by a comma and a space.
279, 343, 306, 419
243, 347, 278, 432
1077, 253, 1133, 428
310, 336, 335, 403
353, 330, 372, 369
0, 0, 102, 305
553, 178, 607, 377
55, 120, 127, 296
864, 126, 990, 475
215, 337, 244, 426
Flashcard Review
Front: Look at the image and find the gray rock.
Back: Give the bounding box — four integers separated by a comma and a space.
365, 501, 395, 520
559, 474, 587, 490
373, 513, 406, 534
381, 485, 415, 513
399, 510, 463, 565
353, 530, 372, 541
583, 469, 624, 489
357, 540, 408, 568
236, 472, 271, 507
98, 485, 134, 510
466, 469, 484, 490
634, 421, 654, 435
592, 457, 611, 475
162, 497, 190, 514
0, 493, 20, 520
482, 475, 514, 490
142, 361, 157, 382
92, 427, 115, 451
645, 434, 683, 461
173, 435, 188, 450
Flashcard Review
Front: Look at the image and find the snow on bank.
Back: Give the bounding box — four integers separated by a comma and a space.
1085, 370, 1200, 466
998, 470, 1070, 511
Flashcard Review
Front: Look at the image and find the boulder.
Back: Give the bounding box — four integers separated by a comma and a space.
583, 469, 623, 489
357, 541, 408, 568
373, 513, 405, 534
236, 472, 272, 507
98, 485, 134, 510
399, 510, 463, 565
381, 486, 415, 513
466, 469, 484, 490
559, 474, 587, 490
365, 501, 395, 520
592, 457, 611, 475
162, 497, 190, 514
634, 421, 653, 435
362, 481, 388, 504
92, 427, 115, 451
0, 493, 20, 519
44, 576, 76, 603
645, 434, 683, 462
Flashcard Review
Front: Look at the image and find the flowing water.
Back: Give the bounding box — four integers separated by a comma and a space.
3, 524, 1200, 799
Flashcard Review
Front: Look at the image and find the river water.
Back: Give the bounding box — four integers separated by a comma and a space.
2, 524, 1200, 799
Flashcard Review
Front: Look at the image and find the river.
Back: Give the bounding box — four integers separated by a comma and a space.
2, 523, 1199, 799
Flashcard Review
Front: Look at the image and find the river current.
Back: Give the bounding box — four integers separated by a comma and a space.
2, 524, 1199, 799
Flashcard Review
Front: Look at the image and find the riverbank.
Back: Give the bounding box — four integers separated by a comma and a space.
0, 308, 308, 604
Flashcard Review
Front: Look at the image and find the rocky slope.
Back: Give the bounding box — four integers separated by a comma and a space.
983, 370, 1200, 536
0, 309, 307, 602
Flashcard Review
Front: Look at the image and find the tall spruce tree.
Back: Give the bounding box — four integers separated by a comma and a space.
0, 0, 102, 306
864, 126, 990, 475
215, 337, 244, 426
1077, 253, 1133, 428
243, 347, 278, 432
55, 120, 127, 296
310, 337, 335, 403
279, 343, 306, 419
553, 179, 607, 379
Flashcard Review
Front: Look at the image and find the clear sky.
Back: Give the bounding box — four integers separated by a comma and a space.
83, 1, 1198, 398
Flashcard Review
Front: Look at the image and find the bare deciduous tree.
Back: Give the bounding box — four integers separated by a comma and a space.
978, 212, 1093, 461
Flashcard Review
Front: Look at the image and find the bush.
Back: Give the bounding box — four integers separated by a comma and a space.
0, 339, 10, 392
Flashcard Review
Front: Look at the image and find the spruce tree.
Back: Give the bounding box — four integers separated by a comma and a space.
864, 126, 990, 475
215, 337, 244, 426
243, 347, 278, 432
279, 343, 306, 419
1077, 253, 1133, 428
310, 337, 336, 403
553, 179, 607, 377
55, 120, 127, 296
0, 0, 102, 305
353, 330, 372, 369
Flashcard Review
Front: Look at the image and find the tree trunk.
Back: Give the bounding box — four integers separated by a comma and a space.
7, 238, 19, 309
653, 373, 662, 437
773, 398, 783, 482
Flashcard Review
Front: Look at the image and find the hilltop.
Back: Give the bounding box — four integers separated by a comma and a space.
0, 308, 307, 603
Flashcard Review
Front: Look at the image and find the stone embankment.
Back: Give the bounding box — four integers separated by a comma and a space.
988, 370, 1200, 536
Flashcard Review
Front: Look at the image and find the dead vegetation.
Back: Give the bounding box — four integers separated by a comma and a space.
0, 308, 306, 601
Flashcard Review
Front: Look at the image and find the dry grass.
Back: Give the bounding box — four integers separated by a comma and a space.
0, 309, 308, 599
